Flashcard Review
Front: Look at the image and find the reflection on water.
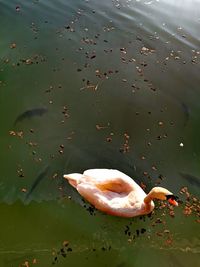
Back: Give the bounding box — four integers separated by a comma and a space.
0, 0, 200, 266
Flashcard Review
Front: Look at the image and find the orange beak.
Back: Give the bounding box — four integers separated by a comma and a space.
168, 198, 178, 206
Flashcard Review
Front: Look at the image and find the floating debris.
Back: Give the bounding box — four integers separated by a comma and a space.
16, 6, 20, 12
17, 167, 25, 178
21, 188, 27, 193
140, 46, 155, 55
52, 241, 72, 264
10, 43, 16, 49
96, 123, 109, 130
119, 133, 130, 153
9, 130, 24, 138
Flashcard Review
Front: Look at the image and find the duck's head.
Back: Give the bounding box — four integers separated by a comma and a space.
145, 187, 178, 206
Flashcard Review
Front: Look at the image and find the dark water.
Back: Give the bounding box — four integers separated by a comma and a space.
0, 0, 200, 266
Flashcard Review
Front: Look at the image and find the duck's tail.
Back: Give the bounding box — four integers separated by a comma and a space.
63, 173, 83, 188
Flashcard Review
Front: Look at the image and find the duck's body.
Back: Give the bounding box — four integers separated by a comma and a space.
64, 169, 178, 218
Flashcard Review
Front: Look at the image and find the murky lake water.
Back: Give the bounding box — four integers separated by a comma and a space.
0, 0, 200, 266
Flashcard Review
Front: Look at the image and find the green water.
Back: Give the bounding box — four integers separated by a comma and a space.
0, 0, 200, 266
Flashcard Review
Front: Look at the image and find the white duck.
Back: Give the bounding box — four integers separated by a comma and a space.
63, 169, 178, 218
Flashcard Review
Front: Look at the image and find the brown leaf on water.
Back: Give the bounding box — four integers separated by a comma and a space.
63, 240, 69, 247
21, 188, 27, 193
32, 258, 37, 264
9, 130, 24, 138
140, 182, 146, 190
10, 43, 16, 49
96, 124, 109, 130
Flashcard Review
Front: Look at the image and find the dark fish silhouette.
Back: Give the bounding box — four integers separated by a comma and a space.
179, 172, 200, 187
25, 165, 49, 201
14, 107, 47, 125
181, 103, 190, 127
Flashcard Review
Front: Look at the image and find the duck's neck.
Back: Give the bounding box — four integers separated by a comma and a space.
144, 190, 154, 204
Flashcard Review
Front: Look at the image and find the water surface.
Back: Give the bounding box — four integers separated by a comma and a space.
0, 0, 200, 266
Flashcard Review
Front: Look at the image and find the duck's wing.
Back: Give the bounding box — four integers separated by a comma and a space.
76, 182, 128, 215
83, 169, 139, 194
77, 183, 110, 206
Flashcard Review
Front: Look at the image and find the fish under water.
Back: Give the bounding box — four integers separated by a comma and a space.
181, 103, 190, 127
179, 172, 200, 187
25, 165, 49, 201
14, 107, 47, 125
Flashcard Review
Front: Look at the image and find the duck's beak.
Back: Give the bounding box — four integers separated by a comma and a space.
168, 198, 178, 206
